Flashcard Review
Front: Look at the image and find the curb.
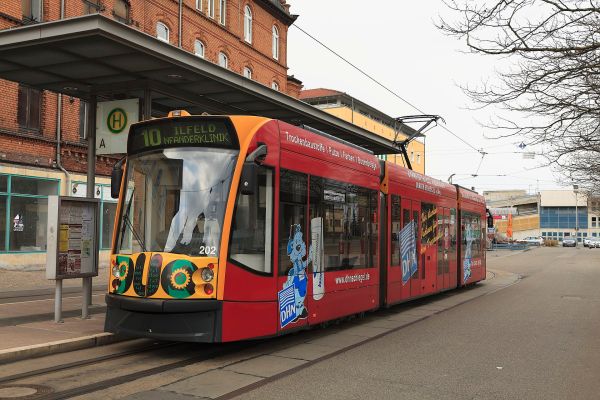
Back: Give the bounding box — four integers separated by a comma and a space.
0, 332, 127, 364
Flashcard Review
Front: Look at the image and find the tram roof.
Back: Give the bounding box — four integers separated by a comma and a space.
0, 14, 402, 155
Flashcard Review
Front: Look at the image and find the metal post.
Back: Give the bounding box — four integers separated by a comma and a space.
83, 95, 97, 319
54, 279, 63, 323
144, 88, 152, 120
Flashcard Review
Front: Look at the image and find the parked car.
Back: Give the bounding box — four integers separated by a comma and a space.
584, 237, 591, 247
588, 238, 600, 249
518, 236, 544, 246
562, 238, 577, 247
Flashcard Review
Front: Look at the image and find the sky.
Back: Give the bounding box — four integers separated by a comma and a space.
285, 1, 567, 194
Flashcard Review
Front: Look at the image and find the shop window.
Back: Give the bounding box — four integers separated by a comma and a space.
194, 40, 205, 58
390, 195, 401, 266
22, 0, 41, 22
244, 5, 252, 43
101, 202, 117, 249
278, 170, 307, 275
0, 196, 6, 252
113, 0, 130, 23
272, 25, 279, 60
156, 22, 169, 43
11, 177, 58, 196
17, 85, 41, 132
9, 197, 48, 252
219, 0, 226, 25
0, 175, 7, 193
229, 167, 273, 274
309, 176, 378, 271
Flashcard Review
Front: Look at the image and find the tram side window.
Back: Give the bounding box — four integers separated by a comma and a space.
461, 212, 482, 260
309, 176, 377, 271
390, 195, 401, 266
229, 167, 273, 274
279, 170, 308, 276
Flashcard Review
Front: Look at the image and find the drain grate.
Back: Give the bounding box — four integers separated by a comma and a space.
0, 384, 53, 399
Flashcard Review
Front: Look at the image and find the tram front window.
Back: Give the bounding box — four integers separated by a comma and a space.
115, 148, 238, 256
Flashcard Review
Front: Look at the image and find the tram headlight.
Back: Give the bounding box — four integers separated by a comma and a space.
201, 267, 214, 282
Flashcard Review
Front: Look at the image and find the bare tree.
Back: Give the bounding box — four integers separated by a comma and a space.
439, 0, 600, 193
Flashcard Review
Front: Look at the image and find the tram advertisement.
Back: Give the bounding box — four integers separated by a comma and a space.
400, 220, 418, 285
311, 217, 325, 301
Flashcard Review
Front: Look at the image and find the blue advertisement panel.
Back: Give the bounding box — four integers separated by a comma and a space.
278, 284, 297, 328
401, 220, 418, 285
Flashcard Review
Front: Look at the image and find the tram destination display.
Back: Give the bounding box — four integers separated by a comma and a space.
128, 117, 239, 154
46, 196, 100, 279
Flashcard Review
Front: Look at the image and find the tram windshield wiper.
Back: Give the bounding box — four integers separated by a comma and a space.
119, 188, 147, 253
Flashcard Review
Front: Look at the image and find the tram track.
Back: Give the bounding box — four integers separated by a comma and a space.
0, 340, 254, 400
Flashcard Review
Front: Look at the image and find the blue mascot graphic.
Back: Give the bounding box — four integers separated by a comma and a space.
279, 224, 313, 327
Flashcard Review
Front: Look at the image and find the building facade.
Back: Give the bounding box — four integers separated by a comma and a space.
300, 89, 426, 174
0, 0, 298, 268
485, 189, 600, 244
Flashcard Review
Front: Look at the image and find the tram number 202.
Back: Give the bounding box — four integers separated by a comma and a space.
199, 246, 217, 256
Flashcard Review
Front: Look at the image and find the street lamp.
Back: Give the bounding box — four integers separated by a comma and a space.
574, 185, 579, 246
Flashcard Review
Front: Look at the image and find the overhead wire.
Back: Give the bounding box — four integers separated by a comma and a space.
292, 24, 484, 156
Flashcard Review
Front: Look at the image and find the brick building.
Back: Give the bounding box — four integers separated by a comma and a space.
0, 0, 299, 268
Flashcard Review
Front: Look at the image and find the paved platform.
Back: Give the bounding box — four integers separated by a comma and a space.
0, 269, 520, 365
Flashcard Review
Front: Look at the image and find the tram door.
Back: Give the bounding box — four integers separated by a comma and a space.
277, 170, 309, 332
410, 200, 422, 299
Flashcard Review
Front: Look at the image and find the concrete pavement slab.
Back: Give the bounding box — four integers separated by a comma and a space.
305, 332, 368, 349
159, 369, 263, 399
224, 355, 307, 377
269, 343, 340, 361
337, 324, 390, 338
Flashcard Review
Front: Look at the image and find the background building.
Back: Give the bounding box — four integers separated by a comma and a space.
485, 189, 600, 244
300, 89, 426, 174
0, 0, 298, 268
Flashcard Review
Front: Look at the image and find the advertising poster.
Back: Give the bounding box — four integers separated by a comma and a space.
401, 220, 418, 285
311, 217, 325, 300
57, 202, 96, 277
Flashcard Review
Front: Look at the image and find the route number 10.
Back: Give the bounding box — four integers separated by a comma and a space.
142, 128, 162, 146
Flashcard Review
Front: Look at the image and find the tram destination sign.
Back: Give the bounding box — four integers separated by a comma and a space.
128, 117, 239, 154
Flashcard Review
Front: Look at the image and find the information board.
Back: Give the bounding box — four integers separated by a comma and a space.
47, 196, 100, 280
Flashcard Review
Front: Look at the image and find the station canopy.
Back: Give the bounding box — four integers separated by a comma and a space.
0, 14, 402, 155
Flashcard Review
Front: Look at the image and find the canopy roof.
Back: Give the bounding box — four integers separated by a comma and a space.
0, 14, 402, 155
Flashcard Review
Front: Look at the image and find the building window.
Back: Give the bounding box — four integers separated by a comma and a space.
156, 22, 169, 43
194, 40, 205, 58
244, 5, 252, 43
195, 0, 202, 11
243, 67, 252, 79
208, 0, 215, 18
593, 216, 597, 228
219, 0, 226, 25
22, 0, 41, 22
113, 0, 130, 23
83, 0, 102, 14
0, 175, 60, 253
79, 100, 89, 141
272, 25, 279, 60
218, 52, 228, 68
271, 81, 279, 91
17, 85, 41, 133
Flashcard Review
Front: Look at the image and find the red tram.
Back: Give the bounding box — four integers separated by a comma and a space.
105, 114, 487, 342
